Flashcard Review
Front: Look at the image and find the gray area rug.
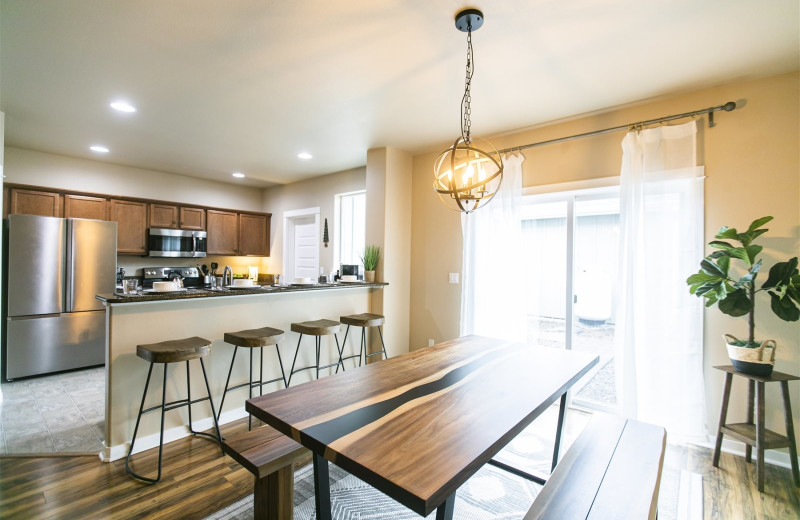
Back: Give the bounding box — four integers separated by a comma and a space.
204, 462, 541, 520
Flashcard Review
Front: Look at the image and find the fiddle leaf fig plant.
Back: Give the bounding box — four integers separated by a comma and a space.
686, 216, 800, 347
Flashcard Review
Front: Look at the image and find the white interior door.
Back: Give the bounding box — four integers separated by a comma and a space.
293, 216, 318, 279
283, 208, 320, 282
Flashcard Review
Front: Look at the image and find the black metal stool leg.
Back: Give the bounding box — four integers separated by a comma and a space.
287, 334, 303, 387
315, 336, 321, 379
198, 358, 224, 453
275, 343, 288, 387
248, 348, 254, 430
377, 325, 388, 359
334, 333, 343, 372
360, 327, 366, 367
336, 325, 351, 373
217, 346, 239, 422
125, 362, 160, 483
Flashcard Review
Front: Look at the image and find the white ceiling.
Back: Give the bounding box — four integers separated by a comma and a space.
1, 1, 798, 188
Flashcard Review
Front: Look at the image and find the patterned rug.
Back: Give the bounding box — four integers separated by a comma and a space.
204, 462, 541, 520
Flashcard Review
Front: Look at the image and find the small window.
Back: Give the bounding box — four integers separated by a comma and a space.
334, 190, 366, 270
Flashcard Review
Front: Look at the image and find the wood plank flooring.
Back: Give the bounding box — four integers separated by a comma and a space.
1, 416, 799, 519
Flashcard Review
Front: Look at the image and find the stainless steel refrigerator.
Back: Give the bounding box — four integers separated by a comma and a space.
3, 214, 117, 380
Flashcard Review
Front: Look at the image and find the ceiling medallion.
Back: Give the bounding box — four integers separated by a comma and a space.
433, 9, 503, 214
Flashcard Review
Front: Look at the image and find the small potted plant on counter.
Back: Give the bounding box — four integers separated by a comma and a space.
362, 245, 381, 282
686, 216, 799, 376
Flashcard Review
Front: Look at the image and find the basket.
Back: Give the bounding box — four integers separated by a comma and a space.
724, 334, 776, 377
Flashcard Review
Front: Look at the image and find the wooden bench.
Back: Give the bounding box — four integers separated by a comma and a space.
222, 425, 309, 520
524, 414, 666, 520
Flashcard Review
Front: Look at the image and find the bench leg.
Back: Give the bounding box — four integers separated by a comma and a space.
254, 465, 294, 520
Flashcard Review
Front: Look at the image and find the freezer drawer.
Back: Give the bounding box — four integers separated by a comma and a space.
5, 311, 105, 379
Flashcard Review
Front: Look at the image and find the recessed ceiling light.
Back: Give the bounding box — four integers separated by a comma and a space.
232, 172, 245, 178
90, 145, 110, 153
110, 100, 137, 113
297, 152, 312, 160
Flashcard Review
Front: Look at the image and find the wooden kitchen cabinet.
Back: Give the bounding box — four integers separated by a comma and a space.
9, 188, 61, 217
148, 203, 179, 228
179, 207, 205, 230
238, 213, 270, 256
64, 194, 108, 220
206, 209, 239, 255
110, 199, 148, 254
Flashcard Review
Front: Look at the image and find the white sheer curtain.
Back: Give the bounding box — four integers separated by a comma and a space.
461, 153, 526, 341
615, 121, 706, 442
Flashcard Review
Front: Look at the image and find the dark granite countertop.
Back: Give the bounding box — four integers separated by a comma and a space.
96, 281, 387, 304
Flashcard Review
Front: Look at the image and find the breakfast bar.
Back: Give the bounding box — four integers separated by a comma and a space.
96, 282, 387, 462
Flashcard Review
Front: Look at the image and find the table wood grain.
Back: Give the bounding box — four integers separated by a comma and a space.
247, 335, 599, 516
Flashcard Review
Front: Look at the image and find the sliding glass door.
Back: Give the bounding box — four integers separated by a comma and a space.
522, 186, 620, 412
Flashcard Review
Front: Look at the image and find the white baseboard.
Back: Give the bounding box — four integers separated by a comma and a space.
100, 407, 249, 462
693, 437, 797, 469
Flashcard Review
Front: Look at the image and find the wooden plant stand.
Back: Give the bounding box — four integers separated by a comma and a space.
712, 365, 800, 492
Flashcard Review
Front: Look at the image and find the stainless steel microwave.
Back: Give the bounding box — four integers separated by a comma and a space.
148, 228, 207, 257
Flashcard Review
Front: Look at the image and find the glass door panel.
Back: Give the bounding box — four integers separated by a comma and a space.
571, 194, 620, 410
521, 200, 568, 350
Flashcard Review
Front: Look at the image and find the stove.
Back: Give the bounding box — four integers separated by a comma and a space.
142, 266, 205, 289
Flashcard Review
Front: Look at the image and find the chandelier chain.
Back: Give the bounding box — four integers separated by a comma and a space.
461, 25, 474, 144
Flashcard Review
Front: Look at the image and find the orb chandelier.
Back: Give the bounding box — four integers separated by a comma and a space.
433, 8, 503, 214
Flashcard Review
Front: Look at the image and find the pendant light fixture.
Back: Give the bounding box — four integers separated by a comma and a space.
433, 8, 503, 214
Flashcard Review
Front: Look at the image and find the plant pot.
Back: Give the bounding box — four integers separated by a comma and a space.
724, 334, 776, 377
364, 270, 375, 282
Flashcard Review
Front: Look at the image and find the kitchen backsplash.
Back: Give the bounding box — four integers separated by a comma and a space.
118, 255, 270, 279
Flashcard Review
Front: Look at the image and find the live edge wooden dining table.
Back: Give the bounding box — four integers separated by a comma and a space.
246, 335, 599, 520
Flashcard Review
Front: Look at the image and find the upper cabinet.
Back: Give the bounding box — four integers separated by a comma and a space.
148, 203, 178, 228
179, 207, 205, 230
64, 194, 108, 220
149, 204, 206, 231
9, 188, 61, 217
239, 213, 270, 256
4, 184, 270, 257
207, 210, 239, 255
110, 199, 148, 255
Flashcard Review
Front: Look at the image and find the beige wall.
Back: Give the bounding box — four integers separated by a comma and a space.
410, 71, 800, 444
261, 166, 365, 276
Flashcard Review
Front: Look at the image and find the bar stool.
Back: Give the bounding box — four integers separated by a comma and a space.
337, 313, 389, 371
217, 326, 286, 430
125, 336, 223, 484
287, 319, 342, 386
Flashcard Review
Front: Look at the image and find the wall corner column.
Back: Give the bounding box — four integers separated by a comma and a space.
366, 147, 412, 356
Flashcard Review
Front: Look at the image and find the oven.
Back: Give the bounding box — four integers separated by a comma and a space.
148, 228, 207, 257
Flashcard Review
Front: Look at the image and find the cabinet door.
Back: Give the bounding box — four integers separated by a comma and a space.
110, 199, 148, 254
206, 210, 238, 255
9, 189, 61, 217
149, 204, 179, 228
180, 207, 206, 230
64, 194, 108, 220
238, 213, 270, 256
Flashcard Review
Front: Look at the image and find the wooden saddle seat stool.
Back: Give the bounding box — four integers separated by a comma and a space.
286, 319, 342, 386
125, 336, 223, 484
337, 313, 389, 371
218, 326, 287, 430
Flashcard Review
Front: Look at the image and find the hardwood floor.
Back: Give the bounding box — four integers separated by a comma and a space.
1, 416, 798, 519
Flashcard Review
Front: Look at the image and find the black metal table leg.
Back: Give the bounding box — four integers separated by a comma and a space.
551, 392, 567, 471
313, 452, 332, 520
436, 493, 456, 520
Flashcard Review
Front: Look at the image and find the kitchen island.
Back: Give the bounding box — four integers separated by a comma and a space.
97, 282, 386, 462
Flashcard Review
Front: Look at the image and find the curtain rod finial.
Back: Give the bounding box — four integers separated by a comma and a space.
723, 101, 736, 112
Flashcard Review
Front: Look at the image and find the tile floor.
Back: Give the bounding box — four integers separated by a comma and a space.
0, 367, 105, 454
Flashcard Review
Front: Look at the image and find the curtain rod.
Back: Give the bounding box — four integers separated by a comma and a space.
495, 101, 737, 155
